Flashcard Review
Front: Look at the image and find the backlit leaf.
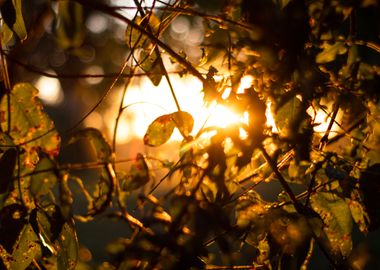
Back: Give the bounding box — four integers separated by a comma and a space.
139, 49, 163, 86
171, 111, 194, 138
121, 153, 149, 191
29, 208, 58, 256
347, 198, 370, 234
0, 83, 61, 156
0, 0, 27, 41
316, 42, 347, 64
10, 224, 41, 270
57, 221, 79, 270
144, 111, 194, 146
125, 16, 145, 49
69, 128, 112, 162
310, 192, 353, 257
144, 114, 176, 146
30, 155, 58, 198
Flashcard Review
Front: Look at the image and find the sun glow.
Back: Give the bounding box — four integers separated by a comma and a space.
307, 103, 343, 138
103, 75, 261, 144
97, 72, 346, 146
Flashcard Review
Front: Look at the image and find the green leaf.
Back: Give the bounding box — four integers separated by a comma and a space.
139, 49, 163, 86
10, 224, 41, 270
144, 111, 194, 146
29, 208, 58, 256
69, 128, 112, 162
57, 222, 79, 270
0, 0, 27, 41
0, 83, 61, 156
310, 192, 353, 257
30, 155, 58, 198
316, 42, 347, 64
0, 148, 17, 194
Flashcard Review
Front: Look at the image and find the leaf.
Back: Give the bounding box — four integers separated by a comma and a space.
235, 192, 268, 245
30, 155, 58, 198
29, 208, 58, 256
10, 224, 41, 270
69, 128, 115, 216
347, 198, 370, 234
0, 0, 27, 41
310, 192, 353, 257
121, 153, 150, 191
54, 2, 85, 49
280, 0, 292, 9
69, 128, 112, 162
125, 16, 145, 49
256, 237, 271, 269
144, 114, 175, 146
316, 42, 347, 64
57, 221, 79, 270
0, 148, 17, 194
29, 207, 77, 269
274, 95, 303, 137
0, 83, 61, 156
0, 23, 15, 46
171, 111, 194, 138
139, 49, 163, 86
144, 111, 194, 146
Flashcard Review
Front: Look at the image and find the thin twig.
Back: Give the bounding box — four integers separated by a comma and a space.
259, 146, 302, 211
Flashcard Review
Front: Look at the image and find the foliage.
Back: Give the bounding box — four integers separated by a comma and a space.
0, 0, 379, 269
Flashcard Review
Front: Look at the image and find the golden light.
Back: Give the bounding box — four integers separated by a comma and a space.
102, 74, 281, 145
307, 103, 343, 138
35, 72, 64, 106
266, 101, 278, 133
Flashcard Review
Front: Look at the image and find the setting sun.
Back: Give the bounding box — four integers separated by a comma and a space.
104, 75, 256, 144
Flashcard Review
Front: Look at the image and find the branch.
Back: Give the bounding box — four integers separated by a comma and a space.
70, 0, 209, 87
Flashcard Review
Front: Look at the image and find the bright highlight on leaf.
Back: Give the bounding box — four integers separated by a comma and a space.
0, 83, 61, 156
144, 111, 194, 146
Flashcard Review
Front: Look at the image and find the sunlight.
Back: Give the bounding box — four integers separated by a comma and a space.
266, 101, 278, 133
307, 103, 343, 138
108, 75, 276, 144
35, 72, 64, 106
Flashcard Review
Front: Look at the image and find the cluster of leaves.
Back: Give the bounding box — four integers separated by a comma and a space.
0, 0, 380, 269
